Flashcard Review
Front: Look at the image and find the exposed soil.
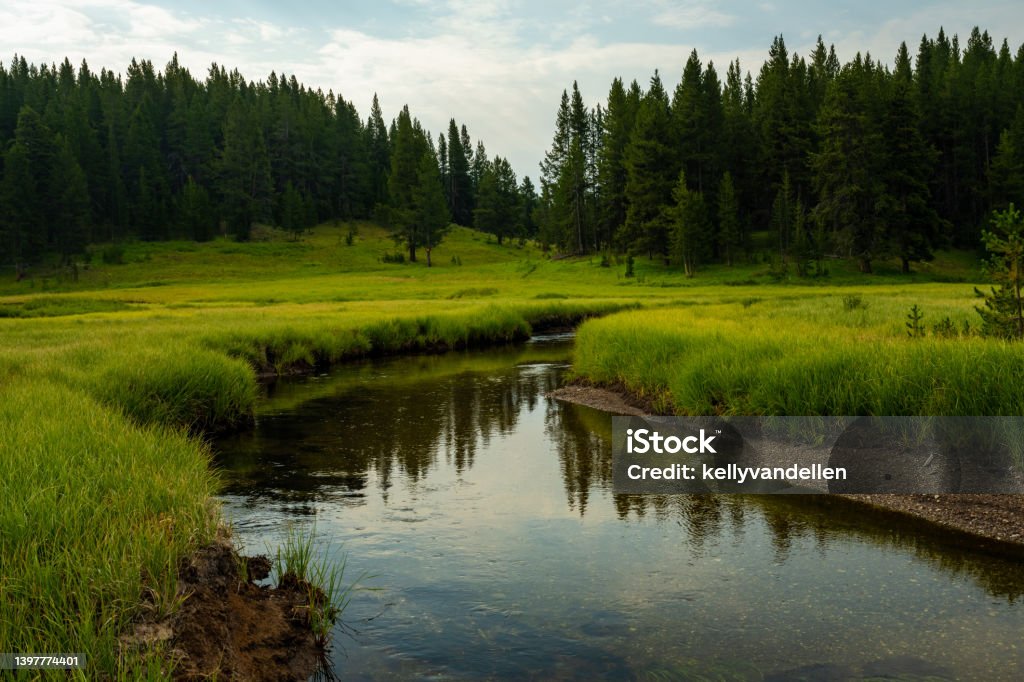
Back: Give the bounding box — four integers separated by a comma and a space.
547, 382, 662, 417
122, 536, 327, 681
549, 381, 1024, 553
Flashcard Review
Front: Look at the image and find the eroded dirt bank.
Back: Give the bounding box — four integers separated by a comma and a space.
549, 383, 1024, 553
123, 537, 326, 681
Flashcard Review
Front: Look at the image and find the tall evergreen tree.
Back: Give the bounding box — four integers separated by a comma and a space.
412, 150, 451, 267
49, 134, 91, 259
538, 90, 571, 250
387, 105, 429, 261
474, 157, 519, 245
717, 171, 741, 266
771, 170, 794, 260
218, 97, 272, 240
365, 93, 390, 207
812, 72, 885, 272
178, 176, 215, 241
622, 71, 674, 260
670, 171, 710, 276
446, 119, 473, 225
519, 175, 538, 239
597, 78, 636, 248
991, 106, 1024, 209
880, 76, 943, 272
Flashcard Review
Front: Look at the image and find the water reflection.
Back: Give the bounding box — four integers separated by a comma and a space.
216, 346, 563, 503
214, 338, 1024, 680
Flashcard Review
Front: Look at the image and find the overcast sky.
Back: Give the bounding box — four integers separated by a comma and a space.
2, 1, 1022, 178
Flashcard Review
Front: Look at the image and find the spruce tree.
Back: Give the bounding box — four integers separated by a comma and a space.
519, 176, 538, 239
49, 134, 91, 259
623, 71, 674, 260
281, 181, 304, 238
474, 157, 519, 246
365, 93, 390, 207
990, 107, 1024, 209
670, 171, 710, 276
975, 204, 1024, 338
218, 97, 272, 241
178, 176, 215, 241
387, 106, 428, 261
812, 72, 885, 272
717, 171, 741, 266
880, 78, 943, 272
597, 78, 635, 248
412, 151, 451, 267
446, 119, 473, 225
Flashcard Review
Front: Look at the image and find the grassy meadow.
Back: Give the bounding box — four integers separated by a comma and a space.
0, 220, 1007, 677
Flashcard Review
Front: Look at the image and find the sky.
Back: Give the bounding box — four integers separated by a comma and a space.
1, 1, 1022, 179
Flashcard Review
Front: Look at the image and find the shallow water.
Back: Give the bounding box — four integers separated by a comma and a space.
214, 336, 1024, 680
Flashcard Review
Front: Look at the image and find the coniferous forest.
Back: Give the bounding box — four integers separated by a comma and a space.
2, 27, 1024, 275
0, 53, 514, 268
539, 27, 1024, 274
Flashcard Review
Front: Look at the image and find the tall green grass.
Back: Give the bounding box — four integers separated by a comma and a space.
573, 293, 1024, 416
0, 380, 218, 677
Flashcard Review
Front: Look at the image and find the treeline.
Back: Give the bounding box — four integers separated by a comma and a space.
0, 54, 535, 268
537, 27, 1024, 273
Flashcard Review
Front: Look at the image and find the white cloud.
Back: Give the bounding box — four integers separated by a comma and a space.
649, 1, 736, 29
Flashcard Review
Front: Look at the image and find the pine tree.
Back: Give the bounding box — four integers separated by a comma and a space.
446, 119, 473, 225
333, 96, 369, 219
717, 171, 741, 266
623, 71, 674, 260
1, 142, 38, 265
990, 106, 1024, 209
387, 106, 428, 261
771, 170, 794, 260
565, 82, 593, 252
178, 176, 215, 241
474, 157, 519, 245
519, 176, 538, 239
975, 204, 1024, 338
721, 60, 758, 228
413, 151, 451, 267
812, 72, 885, 272
790, 199, 815, 276
670, 171, 710, 276
218, 97, 272, 240
280, 180, 304, 238
471, 140, 489, 197
597, 78, 636, 248
49, 134, 91, 259
365, 93, 390, 207
755, 36, 813, 198
880, 78, 943, 272
539, 91, 571, 249
5, 107, 55, 259
672, 50, 720, 195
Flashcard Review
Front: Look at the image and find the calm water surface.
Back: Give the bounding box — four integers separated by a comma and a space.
214, 336, 1024, 680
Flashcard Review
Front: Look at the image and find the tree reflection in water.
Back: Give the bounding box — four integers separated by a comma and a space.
215, 343, 1024, 603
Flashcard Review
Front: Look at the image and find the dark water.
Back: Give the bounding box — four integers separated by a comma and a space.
214, 336, 1024, 681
